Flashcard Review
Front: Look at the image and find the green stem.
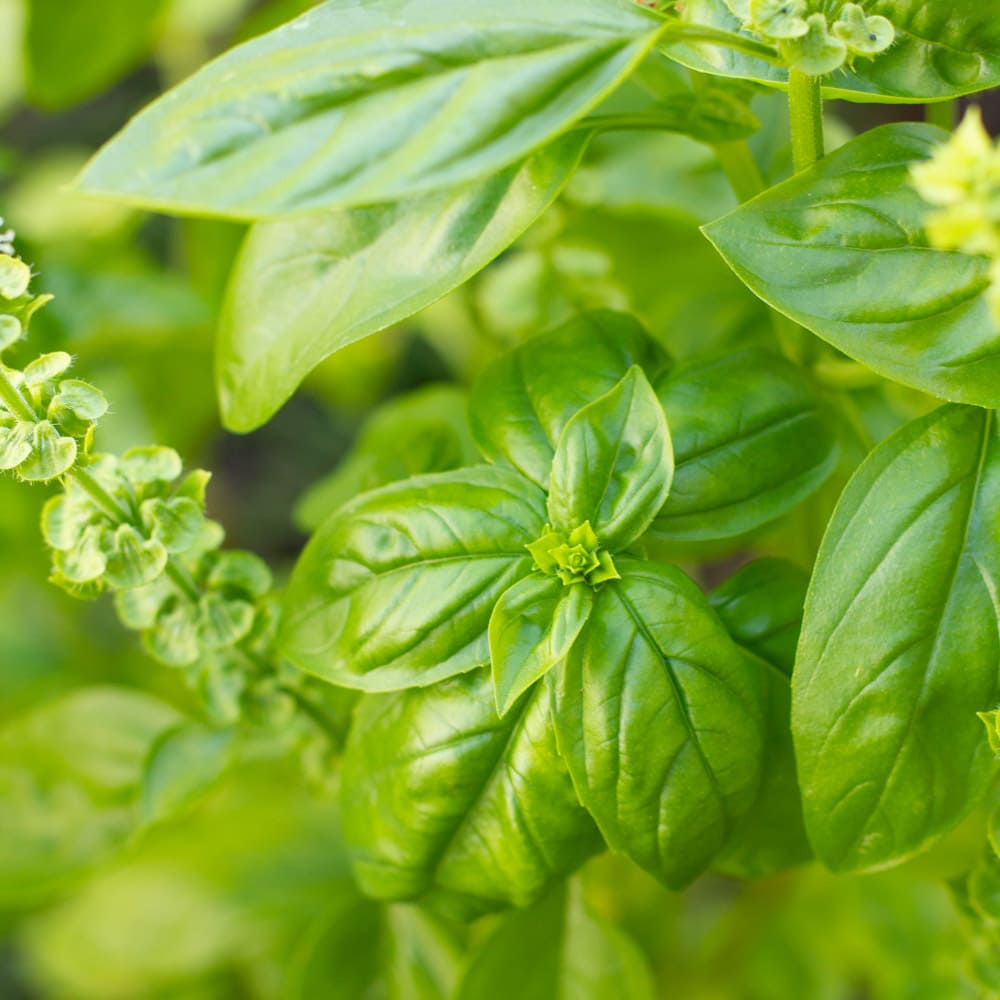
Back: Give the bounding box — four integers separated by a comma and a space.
580, 112, 706, 134
165, 562, 201, 603
788, 70, 824, 173
282, 687, 342, 747
0, 365, 37, 423
713, 141, 766, 203
659, 22, 783, 65
925, 100, 957, 131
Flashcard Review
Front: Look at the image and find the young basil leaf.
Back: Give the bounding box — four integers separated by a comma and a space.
341, 667, 601, 917
548, 367, 674, 551
470, 310, 670, 490
664, 0, 1000, 102
650, 349, 838, 541
280, 466, 545, 691
794, 405, 1000, 872
551, 559, 765, 888
704, 123, 1000, 408
77, 0, 667, 218
489, 575, 593, 717
0, 687, 181, 907
457, 882, 654, 1000
219, 137, 588, 432
709, 559, 813, 878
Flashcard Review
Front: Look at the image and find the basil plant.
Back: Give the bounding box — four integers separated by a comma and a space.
4, 0, 1000, 993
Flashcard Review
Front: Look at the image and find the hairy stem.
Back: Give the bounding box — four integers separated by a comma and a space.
0, 365, 37, 423
788, 70, 824, 173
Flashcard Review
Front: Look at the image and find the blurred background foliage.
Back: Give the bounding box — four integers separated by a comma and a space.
0, 0, 992, 996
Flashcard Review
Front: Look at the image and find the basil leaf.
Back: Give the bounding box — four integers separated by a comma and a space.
548, 367, 673, 551
457, 883, 654, 1000
25, 0, 166, 110
341, 667, 601, 916
219, 137, 588, 432
77, 0, 667, 218
710, 559, 813, 878
704, 123, 1000, 408
295, 385, 477, 533
664, 0, 1000, 102
552, 559, 765, 887
280, 466, 545, 691
489, 575, 593, 717
470, 310, 670, 490
651, 349, 838, 541
794, 405, 1000, 872
0, 687, 181, 906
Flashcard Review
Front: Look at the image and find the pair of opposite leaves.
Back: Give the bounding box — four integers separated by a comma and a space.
280, 312, 836, 912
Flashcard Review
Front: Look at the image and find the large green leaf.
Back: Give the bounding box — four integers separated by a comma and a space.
218, 137, 588, 432
704, 124, 1000, 409
489, 574, 593, 717
548, 367, 673, 550
552, 559, 765, 887
650, 349, 838, 542
663, 0, 1000, 102
77, 0, 667, 218
25, 0, 167, 110
0, 687, 181, 907
457, 883, 654, 1000
341, 668, 601, 916
470, 311, 669, 490
710, 560, 813, 878
280, 466, 545, 691
794, 405, 1000, 872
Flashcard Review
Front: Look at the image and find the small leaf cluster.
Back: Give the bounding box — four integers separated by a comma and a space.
911, 107, 1000, 324
723, 0, 894, 75
0, 259, 105, 483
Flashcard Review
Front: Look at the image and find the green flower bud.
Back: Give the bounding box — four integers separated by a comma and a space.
0, 255, 31, 300
196, 592, 256, 649
54, 524, 108, 583
142, 496, 204, 554
144, 600, 201, 667
103, 524, 168, 589
0, 423, 33, 471
175, 468, 212, 507
120, 445, 183, 486
41, 493, 95, 551
22, 352, 73, 388
17, 421, 77, 482
207, 550, 272, 600
0, 315, 22, 351
114, 576, 173, 630
780, 13, 847, 75
48, 380, 108, 437
527, 520, 620, 588
832, 3, 893, 58
749, 0, 808, 39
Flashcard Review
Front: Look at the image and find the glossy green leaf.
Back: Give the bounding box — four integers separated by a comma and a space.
552, 559, 765, 887
664, 0, 1000, 102
25, 0, 167, 110
295, 385, 477, 532
140, 723, 235, 827
710, 559, 812, 878
341, 667, 601, 915
651, 349, 838, 541
794, 405, 1000, 872
280, 466, 545, 691
77, 0, 667, 218
0, 687, 181, 906
457, 882, 654, 1000
705, 123, 1000, 408
471, 311, 669, 490
219, 137, 588, 432
548, 367, 673, 550
489, 574, 593, 717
